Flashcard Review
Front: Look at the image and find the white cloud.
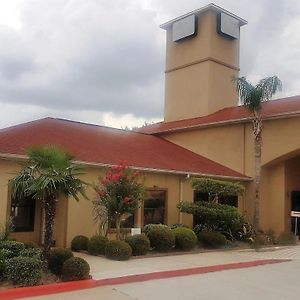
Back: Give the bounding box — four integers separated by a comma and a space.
0, 0, 300, 129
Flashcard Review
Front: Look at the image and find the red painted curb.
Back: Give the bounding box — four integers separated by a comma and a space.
0, 259, 290, 300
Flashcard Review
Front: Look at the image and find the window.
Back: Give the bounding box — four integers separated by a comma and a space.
143, 189, 166, 226
11, 196, 36, 232
194, 191, 238, 207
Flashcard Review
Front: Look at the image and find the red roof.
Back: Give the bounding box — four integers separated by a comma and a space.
0, 118, 247, 180
138, 95, 300, 134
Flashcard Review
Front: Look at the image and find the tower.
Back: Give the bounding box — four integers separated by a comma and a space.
161, 4, 247, 122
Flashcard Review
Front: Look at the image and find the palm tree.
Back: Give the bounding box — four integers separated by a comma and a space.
11, 146, 87, 256
235, 76, 282, 232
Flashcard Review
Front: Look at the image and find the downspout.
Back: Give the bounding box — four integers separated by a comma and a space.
179, 177, 184, 223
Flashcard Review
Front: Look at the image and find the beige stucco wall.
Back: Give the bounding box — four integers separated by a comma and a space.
0, 159, 195, 248
163, 115, 300, 234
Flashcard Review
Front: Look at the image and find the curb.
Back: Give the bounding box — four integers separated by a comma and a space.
0, 259, 290, 299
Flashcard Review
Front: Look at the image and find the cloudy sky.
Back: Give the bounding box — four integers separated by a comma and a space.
0, 0, 299, 129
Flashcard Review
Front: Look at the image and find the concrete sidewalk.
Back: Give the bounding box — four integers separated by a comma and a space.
74, 248, 262, 280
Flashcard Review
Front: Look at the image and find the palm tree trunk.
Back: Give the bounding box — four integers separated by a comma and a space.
43, 195, 57, 256
253, 113, 262, 232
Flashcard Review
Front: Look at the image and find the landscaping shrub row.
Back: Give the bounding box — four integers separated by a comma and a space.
0, 240, 91, 287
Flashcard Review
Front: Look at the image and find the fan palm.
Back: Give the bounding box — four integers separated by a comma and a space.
235, 76, 282, 231
11, 146, 87, 255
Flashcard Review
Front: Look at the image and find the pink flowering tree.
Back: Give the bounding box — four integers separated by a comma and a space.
95, 162, 144, 240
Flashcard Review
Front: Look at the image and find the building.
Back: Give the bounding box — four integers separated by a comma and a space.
0, 4, 299, 247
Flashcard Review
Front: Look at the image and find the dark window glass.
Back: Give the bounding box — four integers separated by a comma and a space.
143, 190, 166, 226
11, 196, 35, 232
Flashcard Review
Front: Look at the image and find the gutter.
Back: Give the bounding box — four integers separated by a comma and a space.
0, 153, 251, 182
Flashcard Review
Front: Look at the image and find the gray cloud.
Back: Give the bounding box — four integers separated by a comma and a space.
0, 0, 300, 128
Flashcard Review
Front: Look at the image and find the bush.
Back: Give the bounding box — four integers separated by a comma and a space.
24, 241, 39, 249
178, 201, 245, 240
88, 235, 108, 256
48, 248, 74, 276
0, 249, 14, 260
0, 241, 25, 256
173, 227, 197, 250
71, 235, 89, 252
197, 231, 227, 248
61, 257, 90, 281
125, 234, 150, 256
19, 248, 42, 259
147, 227, 175, 251
169, 224, 189, 230
0, 260, 5, 279
277, 232, 297, 246
143, 224, 169, 235
105, 240, 132, 261
5, 256, 42, 286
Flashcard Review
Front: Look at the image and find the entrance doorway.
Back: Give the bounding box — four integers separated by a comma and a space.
291, 191, 300, 235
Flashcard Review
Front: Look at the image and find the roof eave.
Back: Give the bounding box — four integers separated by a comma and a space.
0, 153, 251, 182
160, 3, 247, 30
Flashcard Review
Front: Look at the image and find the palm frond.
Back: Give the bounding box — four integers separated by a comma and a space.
256, 76, 282, 101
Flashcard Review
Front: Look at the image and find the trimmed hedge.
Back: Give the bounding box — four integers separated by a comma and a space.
48, 248, 74, 276
0, 249, 14, 260
24, 241, 39, 249
179, 201, 245, 239
62, 257, 90, 281
197, 231, 227, 248
19, 248, 42, 259
105, 240, 132, 261
5, 256, 42, 286
173, 227, 197, 250
143, 224, 169, 235
71, 235, 89, 252
0, 241, 25, 256
125, 234, 150, 256
147, 227, 175, 251
88, 235, 108, 256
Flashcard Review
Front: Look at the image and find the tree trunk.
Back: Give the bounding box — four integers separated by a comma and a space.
43, 195, 57, 256
115, 214, 121, 240
252, 113, 262, 232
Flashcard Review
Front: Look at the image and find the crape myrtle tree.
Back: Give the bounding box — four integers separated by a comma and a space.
94, 161, 144, 240
11, 146, 87, 256
235, 76, 282, 231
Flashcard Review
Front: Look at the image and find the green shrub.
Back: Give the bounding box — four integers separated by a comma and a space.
24, 241, 39, 249
19, 248, 42, 259
0, 241, 25, 256
0, 249, 14, 260
0, 260, 5, 279
88, 235, 108, 255
5, 256, 42, 286
125, 234, 150, 256
277, 232, 297, 246
143, 224, 169, 235
169, 224, 189, 230
173, 227, 197, 250
179, 201, 245, 239
197, 231, 227, 248
61, 257, 90, 281
48, 248, 74, 276
105, 240, 132, 261
147, 227, 175, 251
71, 235, 89, 252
